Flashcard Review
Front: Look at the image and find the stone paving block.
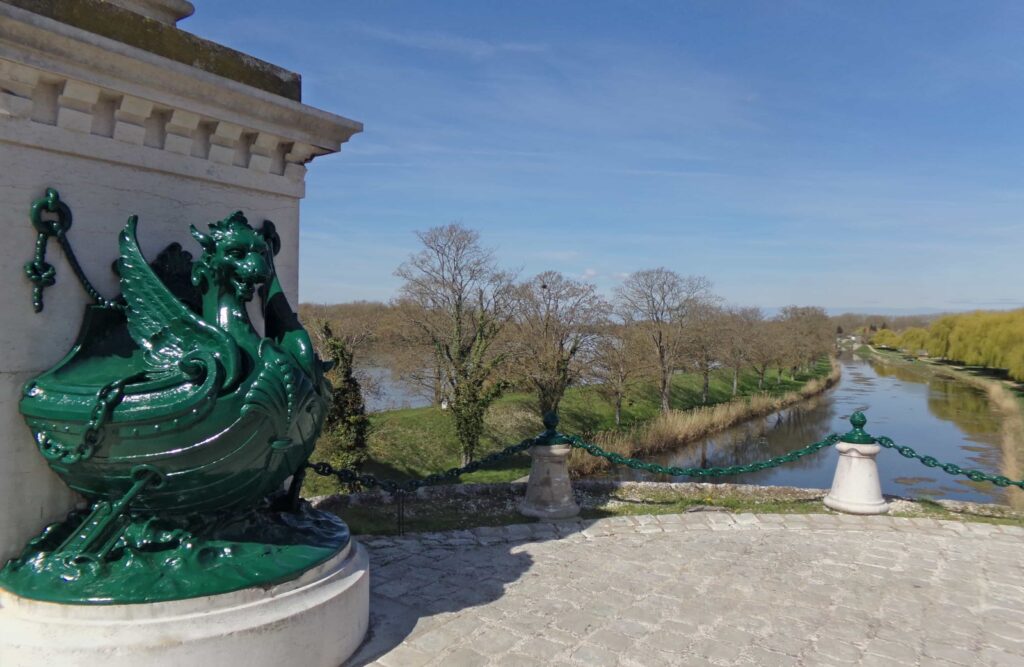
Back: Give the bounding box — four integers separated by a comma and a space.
517, 637, 570, 660
981, 647, 1024, 666
814, 638, 864, 663
503, 524, 535, 541
739, 646, 800, 666
635, 524, 664, 534
733, 512, 759, 526
438, 647, 489, 666
691, 637, 744, 663
553, 610, 604, 637
495, 653, 547, 667
923, 643, 983, 666
705, 514, 736, 530
569, 642, 618, 667
589, 629, 634, 653
376, 643, 434, 667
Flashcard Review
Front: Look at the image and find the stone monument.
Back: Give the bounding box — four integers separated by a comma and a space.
0, 2, 367, 664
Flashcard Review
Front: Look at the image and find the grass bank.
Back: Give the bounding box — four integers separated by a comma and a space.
569, 359, 841, 475
858, 345, 1024, 509
305, 359, 839, 496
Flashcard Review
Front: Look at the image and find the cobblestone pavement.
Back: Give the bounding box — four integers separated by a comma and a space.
346, 513, 1024, 667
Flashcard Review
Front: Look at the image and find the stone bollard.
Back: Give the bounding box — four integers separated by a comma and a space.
520, 413, 580, 520
824, 412, 890, 515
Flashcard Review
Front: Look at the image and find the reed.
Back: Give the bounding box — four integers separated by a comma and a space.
569, 359, 842, 476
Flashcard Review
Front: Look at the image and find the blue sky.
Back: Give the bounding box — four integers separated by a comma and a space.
184, 1, 1024, 313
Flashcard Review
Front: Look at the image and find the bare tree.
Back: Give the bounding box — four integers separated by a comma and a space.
747, 317, 780, 390
680, 299, 726, 404
302, 303, 381, 401
394, 224, 515, 464
614, 269, 713, 412
511, 271, 609, 417
389, 300, 449, 406
778, 306, 832, 376
719, 307, 764, 396
590, 324, 646, 427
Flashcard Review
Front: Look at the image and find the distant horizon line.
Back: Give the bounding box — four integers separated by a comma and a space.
296, 298, 1024, 317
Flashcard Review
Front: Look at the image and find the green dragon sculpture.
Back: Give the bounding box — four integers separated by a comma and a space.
0, 189, 348, 604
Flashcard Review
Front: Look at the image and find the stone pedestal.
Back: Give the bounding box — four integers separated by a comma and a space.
0, 541, 370, 667
824, 441, 890, 515
520, 444, 580, 519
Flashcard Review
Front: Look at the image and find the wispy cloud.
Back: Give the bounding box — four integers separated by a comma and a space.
533, 249, 580, 261
351, 23, 547, 59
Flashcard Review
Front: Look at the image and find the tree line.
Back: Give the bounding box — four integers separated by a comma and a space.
302, 223, 835, 465
871, 309, 1024, 381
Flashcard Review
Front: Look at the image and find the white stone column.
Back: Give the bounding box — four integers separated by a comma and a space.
520, 416, 580, 520
824, 413, 890, 515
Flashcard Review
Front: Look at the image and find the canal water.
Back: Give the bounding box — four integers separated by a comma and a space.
617, 353, 1013, 504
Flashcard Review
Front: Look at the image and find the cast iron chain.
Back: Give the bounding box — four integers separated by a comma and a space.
562, 433, 843, 478
25, 188, 121, 312
35, 377, 134, 464
875, 436, 1024, 489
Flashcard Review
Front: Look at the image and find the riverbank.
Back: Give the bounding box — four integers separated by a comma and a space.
305, 360, 839, 495
570, 358, 841, 475
859, 346, 1024, 509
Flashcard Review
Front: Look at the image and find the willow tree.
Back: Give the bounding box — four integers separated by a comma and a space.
395, 224, 515, 464
512, 271, 609, 417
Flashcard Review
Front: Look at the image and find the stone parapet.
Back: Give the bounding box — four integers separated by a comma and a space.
3, 1, 297, 98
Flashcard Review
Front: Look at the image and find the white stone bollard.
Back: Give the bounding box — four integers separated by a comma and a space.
520, 415, 580, 520
824, 413, 890, 515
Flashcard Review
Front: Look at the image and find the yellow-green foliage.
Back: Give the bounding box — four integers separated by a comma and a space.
897, 327, 928, 354
870, 329, 900, 348
880, 310, 1024, 381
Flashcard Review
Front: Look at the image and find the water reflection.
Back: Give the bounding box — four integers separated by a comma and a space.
615, 354, 1011, 505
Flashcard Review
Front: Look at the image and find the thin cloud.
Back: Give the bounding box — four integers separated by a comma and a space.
351, 23, 547, 59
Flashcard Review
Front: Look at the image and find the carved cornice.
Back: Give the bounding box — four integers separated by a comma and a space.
0, 3, 362, 197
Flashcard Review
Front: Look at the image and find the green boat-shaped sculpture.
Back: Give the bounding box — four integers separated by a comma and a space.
1, 190, 345, 604
21, 212, 328, 512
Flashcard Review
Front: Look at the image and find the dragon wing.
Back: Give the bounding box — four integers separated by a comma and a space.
117, 216, 240, 387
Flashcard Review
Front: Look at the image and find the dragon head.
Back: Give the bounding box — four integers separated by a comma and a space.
190, 212, 271, 302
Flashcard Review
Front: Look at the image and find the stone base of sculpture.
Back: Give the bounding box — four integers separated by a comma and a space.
0, 538, 370, 667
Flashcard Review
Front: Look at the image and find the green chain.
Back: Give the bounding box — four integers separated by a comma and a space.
34, 376, 135, 464
562, 433, 842, 478
25, 188, 120, 312
875, 436, 1024, 489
